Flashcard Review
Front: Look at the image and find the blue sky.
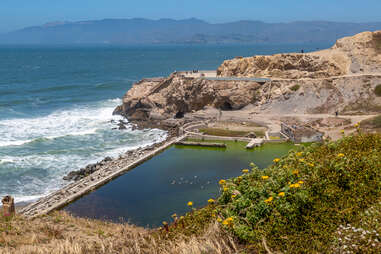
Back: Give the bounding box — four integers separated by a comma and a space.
1, 0, 381, 33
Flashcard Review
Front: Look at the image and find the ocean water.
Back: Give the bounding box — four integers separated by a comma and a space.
0, 43, 330, 203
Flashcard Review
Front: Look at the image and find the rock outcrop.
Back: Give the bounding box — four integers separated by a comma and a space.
114, 75, 262, 121
217, 31, 381, 79
115, 31, 381, 125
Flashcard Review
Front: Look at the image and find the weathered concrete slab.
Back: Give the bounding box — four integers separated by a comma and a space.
175, 141, 226, 148
246, 138, 264, 149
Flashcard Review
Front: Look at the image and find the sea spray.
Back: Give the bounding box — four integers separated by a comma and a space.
0, 98, 167, 203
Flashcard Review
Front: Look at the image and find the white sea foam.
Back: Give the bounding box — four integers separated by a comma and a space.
0, 158, 15, 164
0, 98, 122, 147
0, 140, 32, 147
0, 98, 167, 203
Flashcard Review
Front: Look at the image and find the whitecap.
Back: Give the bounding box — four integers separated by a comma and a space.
0, 139, 33, 147
0, 98, 123, 148
0, 158, 15, 164
0, 97, 167, 204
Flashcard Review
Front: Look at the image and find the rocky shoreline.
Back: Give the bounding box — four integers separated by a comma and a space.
19, 130, 186, 218
62, 120, 180, 182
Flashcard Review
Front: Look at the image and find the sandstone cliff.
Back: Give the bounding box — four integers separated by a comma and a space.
217, 31, 381, 79
114, 31, 381, 125
114, 75, 262, 121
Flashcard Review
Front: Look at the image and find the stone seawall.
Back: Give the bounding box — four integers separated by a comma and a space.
19, 135, 187, 218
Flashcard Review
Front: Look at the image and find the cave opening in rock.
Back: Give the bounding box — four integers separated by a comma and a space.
175, 111, 184, 119
221, 101, 233, 111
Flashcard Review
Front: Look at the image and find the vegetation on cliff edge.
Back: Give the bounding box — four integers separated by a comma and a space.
1, 132, 380, 253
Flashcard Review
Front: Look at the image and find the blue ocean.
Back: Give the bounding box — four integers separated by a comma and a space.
0, 43, 330, 203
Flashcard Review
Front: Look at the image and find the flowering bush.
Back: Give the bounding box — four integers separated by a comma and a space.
216, 133, 381, 252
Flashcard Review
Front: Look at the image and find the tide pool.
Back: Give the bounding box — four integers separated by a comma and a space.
64, 142, 296, 227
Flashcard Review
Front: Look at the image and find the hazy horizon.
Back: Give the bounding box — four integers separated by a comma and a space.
4, 17, 381, 33
1, 0, 381, 33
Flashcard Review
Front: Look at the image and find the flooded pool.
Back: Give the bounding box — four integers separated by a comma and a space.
64, 141, 296, 227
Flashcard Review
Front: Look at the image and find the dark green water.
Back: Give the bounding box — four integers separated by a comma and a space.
64, 142, 295, 227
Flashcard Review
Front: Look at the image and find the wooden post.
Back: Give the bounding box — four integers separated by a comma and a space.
2, 196, 15, 217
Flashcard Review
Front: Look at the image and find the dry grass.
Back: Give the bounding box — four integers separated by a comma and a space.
0, 211, 238, 254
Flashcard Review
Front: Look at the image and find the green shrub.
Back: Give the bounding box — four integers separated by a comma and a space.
375, 84, 381, 97
290, 84, 300, 91
215, 134, 381, 253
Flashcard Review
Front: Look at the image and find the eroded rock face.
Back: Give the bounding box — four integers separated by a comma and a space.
116, 75, 261, 121
115, 31, 381, 124
217, 31, 381, 79
217, 54, 345, 79
255, 75, 381, 114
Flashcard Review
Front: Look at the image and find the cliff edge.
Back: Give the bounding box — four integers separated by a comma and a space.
114, 31, 381, 125
217, 31, 381, 79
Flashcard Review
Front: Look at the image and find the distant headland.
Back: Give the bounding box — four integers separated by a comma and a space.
1, 18, 381, 45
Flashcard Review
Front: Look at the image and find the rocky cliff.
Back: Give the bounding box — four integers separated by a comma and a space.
217, 31, 381, 79
113, 76, 262, 122
114, 31, 381, 126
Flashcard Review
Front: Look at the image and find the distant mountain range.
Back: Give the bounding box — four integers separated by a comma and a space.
1, 18, 381, 45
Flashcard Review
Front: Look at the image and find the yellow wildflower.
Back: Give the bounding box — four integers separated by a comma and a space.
290, 183, 301, 188
265, 197, 273, 203
242, 169, 249, 173
219, 179, 226, 185
162, 221, 168, 225
222, 217, 233, 226
217, 218, 222, 223
298, 180, 304, 184
292, 170, 299, 175
208, 198, 215, 204
231, 194, 237, 199
296, 152, 303, 157
354, 123, 359, 128
171, 213, 177, 218
337, 153, 345, 158
223, 187, 228, 192
278, 192, 285, 197
308, 163, 314, 167
299, 158, 305, 162
273, 158, 280, 163
261, 175, 269, 180
340, 130, 345, 134
187, 201, 193, 207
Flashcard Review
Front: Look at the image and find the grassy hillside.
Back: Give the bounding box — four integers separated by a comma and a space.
1, 132, 380, 253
